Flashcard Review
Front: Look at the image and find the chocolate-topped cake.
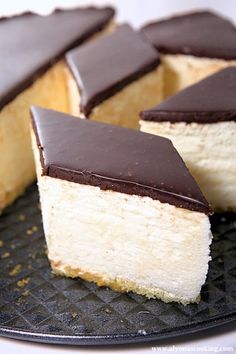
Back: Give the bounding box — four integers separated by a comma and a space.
31, 106, 212, 304
141, 11, 236, 97
0, 7, 114, 212
66, 24, 163, 129
140, 67, 236, 211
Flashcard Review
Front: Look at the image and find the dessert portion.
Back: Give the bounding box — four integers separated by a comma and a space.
0, 6, 115, 212
31, 106, 212, 304
66, 24, 163, 129
140, 67, 236, 211
141, 11, 236, 97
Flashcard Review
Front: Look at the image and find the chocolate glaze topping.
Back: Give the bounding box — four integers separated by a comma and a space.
141, 11, 236, 60
66, 24, 160, 116
141, 67, 236, 123
31, 106, 210, 214
0, 7, 115, 111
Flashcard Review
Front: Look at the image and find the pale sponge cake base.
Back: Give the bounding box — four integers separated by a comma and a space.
52, 262, 201, 304
162, 54, 236, 97
0, 60, 69, 212
32, 134, 212, 304
140, 120, 236, 211
66, 65, 163, 129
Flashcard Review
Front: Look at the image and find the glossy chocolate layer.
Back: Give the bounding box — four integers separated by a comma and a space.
31, 106, 210, 214
0, 7, 114, 111
141, 11, 236, 59
141, 67, 236, 123
66, 24, 160, 116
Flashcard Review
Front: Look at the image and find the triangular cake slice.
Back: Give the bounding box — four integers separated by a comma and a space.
140, 67, 236, 210
141, 11, 236, 97
0, 7, 114, 212
65, 24, 163, 129
31, 106, 212, 304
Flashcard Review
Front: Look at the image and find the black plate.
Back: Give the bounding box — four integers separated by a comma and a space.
0, 185, 236, 345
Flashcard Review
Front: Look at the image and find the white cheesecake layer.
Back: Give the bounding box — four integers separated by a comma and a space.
0, 60, 70, 212
140, 120, 236, 211
32, 135, 211, 304
162, 54, 236, 97
66, 65, 163, 129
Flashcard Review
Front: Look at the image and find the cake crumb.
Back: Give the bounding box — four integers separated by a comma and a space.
26, 225, 38, 236
71, 312, 77, 319
22, 290, 30, 297
18, 214, 26, 221
17, 277, 30, 288
0, 240, 4, 247
9, 264, 22, 276
2, 252, 10, 259
105, 308, 112, 314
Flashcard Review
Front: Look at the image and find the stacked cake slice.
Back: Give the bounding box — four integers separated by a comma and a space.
0, 6, 114, 212
66, 24, 163, 129
141, 11, 236, 97
31, 106, 212, 304
140, 67, 236, 211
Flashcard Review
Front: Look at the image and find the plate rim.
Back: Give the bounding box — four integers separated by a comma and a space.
1, 312, 236, 346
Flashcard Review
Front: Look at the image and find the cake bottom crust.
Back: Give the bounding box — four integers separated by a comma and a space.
51, 260, 200, 305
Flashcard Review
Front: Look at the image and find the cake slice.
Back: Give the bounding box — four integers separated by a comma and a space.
141, 11, 236, 97
140, 67, 236, 211
31, 106, 212, 305
65, 24, 163, 129
0, 6, 114, 212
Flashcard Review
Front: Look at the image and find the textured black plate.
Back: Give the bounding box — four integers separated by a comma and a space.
0, 185, 236, 345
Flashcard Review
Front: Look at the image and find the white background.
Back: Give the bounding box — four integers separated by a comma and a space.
0, 1, 236, 353
0, 0, 236, 25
